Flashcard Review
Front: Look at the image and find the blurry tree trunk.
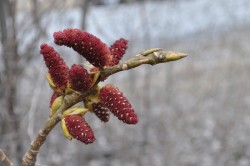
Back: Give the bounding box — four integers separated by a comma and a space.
81, 0, 90, 30
0, 0, 23, 163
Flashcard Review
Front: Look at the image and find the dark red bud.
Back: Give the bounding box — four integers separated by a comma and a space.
99, 84, 138, 124
109, 38, 128, 66
69, 64, 92, 93
64, 114, 95, 144
40, 44, 69, 90
92, 103, 110, 123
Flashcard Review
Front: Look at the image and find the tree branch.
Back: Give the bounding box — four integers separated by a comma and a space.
22, 48, 187, 166
101, 50, 187, 78
0, 149, 14, 166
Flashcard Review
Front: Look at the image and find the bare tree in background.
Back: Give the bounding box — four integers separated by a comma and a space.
80, 0, 90, 30
0, 0, 46, 163
0, 0, 23, 162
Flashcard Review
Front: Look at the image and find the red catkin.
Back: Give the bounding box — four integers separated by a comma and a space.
99, 84, 138, 124
53, 28, 112, 68
69, 64, 92, 93
64, 114, 95, 144
109, 38, 128, 65
40, 44, 69, 90
92, 103, 110, 123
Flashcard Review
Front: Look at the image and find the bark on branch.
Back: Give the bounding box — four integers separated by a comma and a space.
0, 149, 14, 166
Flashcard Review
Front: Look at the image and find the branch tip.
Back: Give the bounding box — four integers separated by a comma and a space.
176, 52, 188, 59
160, 51, 188, 62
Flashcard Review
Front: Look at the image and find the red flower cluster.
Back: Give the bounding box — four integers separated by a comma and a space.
92, 103, 110, 123
41, 29, 137, 145
53, 28, 112, 68
109, 38, 128, 65
40, 44, 69, 90
69, 65, 92, 93
99, 85, 138, 124
64, 114, 95, 144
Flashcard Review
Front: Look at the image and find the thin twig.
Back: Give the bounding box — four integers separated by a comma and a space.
22, 49, 187, 166
0, 149, 14, 166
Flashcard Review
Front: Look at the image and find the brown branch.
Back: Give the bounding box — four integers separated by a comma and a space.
22, 48, 187, 166
22, 93, 81, 166
101, 50, 187, 78
0, 149, 14, 166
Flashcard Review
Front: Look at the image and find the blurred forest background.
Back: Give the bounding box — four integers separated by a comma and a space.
1, 0, 250, 165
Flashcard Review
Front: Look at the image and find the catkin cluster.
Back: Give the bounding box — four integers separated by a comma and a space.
40, 28, 138, 144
